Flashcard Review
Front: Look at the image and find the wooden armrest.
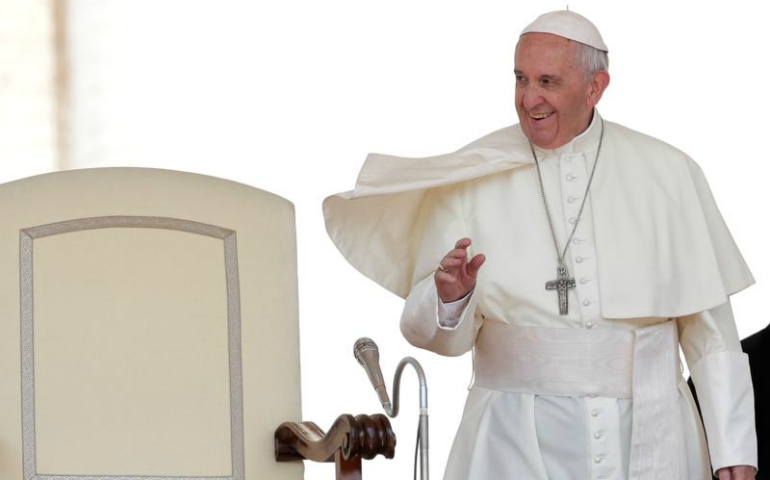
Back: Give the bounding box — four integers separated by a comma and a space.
275, 413, 396, 480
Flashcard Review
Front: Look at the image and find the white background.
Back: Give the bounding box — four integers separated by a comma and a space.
4, 1, 770, 479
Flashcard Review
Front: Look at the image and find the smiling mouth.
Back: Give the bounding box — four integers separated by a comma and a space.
530, 112, 554, 121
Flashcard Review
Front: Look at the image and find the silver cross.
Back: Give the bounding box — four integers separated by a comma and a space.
545, 264, 576, 315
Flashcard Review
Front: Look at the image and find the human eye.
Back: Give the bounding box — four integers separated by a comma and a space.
514, 74, 526, 86
540, 76, 559, 88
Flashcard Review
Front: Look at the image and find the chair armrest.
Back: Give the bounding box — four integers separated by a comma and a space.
275, 413, 396, 479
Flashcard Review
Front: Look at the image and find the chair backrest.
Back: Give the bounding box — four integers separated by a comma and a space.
0, 168, 303, 480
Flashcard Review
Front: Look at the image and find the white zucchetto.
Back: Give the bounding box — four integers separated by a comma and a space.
521, 10, 608, 52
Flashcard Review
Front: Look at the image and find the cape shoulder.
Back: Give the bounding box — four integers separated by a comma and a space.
592, 122, 754, 317
324, 121, 754, 316
346, 124, 532, 199
324, 123, 532, 297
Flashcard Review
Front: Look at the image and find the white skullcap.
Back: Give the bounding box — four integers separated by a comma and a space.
520, 10, 608, 52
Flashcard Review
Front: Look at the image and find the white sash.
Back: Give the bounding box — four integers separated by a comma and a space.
474, 321, 687, 480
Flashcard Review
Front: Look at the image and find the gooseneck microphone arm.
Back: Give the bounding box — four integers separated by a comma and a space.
388, 356, 428, 417
354, 338, 429, 480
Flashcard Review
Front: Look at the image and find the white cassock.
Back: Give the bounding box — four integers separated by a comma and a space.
324, 112, 758, 479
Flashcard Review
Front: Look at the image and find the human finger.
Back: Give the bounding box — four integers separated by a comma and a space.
434, 270, 457, 284
467, 254, 486, 278
716, 468, 731, 480
454, 238, 472, 249
439, 256, 464, 269
446, 248, 472, 260
734, 466, 756, 480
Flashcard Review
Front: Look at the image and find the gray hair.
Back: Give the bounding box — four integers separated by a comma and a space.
574, 41, 609, 79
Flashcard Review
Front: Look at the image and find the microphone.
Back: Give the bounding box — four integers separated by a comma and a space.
353, 337, 392, 410
353, 337, 430, 479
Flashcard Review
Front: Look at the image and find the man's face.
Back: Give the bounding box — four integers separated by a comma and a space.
514, 33, 596, 150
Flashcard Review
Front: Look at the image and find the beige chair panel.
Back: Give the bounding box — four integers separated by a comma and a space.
0, 168, 302, 480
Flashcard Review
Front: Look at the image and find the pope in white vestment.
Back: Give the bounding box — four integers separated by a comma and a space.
324, 10, 758, 480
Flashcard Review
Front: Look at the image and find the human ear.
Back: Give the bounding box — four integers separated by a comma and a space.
587, 71, 610, 107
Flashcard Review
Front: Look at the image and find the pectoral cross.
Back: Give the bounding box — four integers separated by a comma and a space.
545, 264, 576, 315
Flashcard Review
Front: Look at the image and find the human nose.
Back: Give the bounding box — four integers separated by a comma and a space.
520, 84, 544, 110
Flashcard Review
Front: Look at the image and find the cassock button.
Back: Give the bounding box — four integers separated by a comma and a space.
591, 409, 601, 417
567, 196, 580, 203
586, 321, 597, 329
580, 276, 591, 284
566, 173, 577, 181
572, 237, 584, 244
583, 299, 591, 306
563, 156, 572, 163
594, 431, 605, 439
569, 217, 577, 225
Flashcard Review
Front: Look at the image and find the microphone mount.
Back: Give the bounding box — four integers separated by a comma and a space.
353, 337, 429, 480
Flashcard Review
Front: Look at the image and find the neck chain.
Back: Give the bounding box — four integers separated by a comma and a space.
530, 119, 604, 315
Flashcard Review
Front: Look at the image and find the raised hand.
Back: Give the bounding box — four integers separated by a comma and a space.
434, 238, 486, 303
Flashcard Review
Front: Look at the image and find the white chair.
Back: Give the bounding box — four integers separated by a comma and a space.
0, 168, 393, 480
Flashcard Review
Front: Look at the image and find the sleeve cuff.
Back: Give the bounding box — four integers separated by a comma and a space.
690, 350, 758, 473
400, 275, 479, 356
438, 291, 472, 329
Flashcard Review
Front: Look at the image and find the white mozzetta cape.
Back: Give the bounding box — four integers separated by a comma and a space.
323, 118, 754, 319
325, 114, 757, 478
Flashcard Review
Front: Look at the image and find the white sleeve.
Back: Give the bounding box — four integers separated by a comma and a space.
678, 300, 758, 473
400, 274, 479, 357
398, 184, 482, 356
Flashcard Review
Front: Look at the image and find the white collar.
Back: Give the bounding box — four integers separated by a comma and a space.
531, 109, 602, 157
